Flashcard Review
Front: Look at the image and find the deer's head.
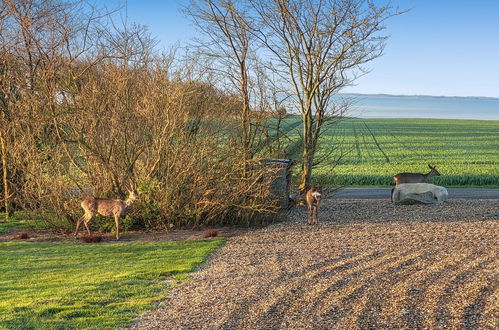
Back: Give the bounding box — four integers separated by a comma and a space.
126, 183, 139, 202
127, 189, 139, 201
428, 164, 441, 177
310, 186, 322, 201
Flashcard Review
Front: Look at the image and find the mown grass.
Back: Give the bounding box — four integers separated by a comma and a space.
279, 116, 499, 186
0, 212, 41, 233
0, 239, 224, 329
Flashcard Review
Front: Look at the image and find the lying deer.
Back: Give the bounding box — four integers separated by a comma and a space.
392, 164, 441, 201
74, 188, 139, 240
394, 164, 441, 185
306, 186, 322, 225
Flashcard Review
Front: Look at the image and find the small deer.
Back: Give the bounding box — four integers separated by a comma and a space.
394, 164, 441, 185
306, 186, 322, 225
74, 188, 139, 240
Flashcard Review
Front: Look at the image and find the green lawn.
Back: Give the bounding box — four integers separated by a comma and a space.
0, 239, 224, 329
279, 116, 499, 186
0, 213, 40, 233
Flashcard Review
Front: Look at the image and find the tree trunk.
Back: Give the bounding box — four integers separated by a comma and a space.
240, 60, 251, 177
299, 110, 313, 193
0, 134, 12, 220
299, 149, 312, 192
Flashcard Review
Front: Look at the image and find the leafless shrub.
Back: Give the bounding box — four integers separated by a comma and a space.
0, 0, 281, 232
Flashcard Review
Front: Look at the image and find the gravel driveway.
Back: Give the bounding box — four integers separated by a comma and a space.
129, 199, 498, 329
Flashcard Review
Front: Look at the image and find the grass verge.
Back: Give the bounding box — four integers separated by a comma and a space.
0, 212, 40, 233
0, 239, 224, 329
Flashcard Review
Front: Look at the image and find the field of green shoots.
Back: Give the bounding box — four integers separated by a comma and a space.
281, 117, 499, 186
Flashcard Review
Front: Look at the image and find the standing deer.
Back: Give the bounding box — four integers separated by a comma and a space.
394, 164, 441, 185
306, 186, 322, 225
392, 165, 441, 201
74, 188, 139, 240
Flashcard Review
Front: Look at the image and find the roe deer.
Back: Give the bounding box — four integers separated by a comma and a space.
75, 188, 139, 240
394, 164, 441, 185
306, 187, 322, 225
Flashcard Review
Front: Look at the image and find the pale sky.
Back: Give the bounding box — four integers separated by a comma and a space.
98, 0, 499, 98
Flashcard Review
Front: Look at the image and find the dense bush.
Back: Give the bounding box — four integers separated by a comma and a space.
0, 1, 282, 232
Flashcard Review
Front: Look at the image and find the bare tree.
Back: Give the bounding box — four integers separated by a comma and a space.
249, 0, 402, 192
0, 0, 131, 219
0, 0, 78, 217
184, 0, 271, 175
183, 0, 402, 193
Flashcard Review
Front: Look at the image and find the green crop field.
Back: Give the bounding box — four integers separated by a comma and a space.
280, 117, 499, 186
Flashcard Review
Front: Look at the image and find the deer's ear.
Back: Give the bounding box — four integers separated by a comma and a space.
428, 164, 433, 169
126, 181, 137, 193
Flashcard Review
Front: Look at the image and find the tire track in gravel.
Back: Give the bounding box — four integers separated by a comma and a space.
379, 249, 481, 328
319, 251, 432, 329
286, 250, 424, 323
477, 281, 499, 329
412, 250, 496, 329
455, 261, 498, 329
218, 254, 353, 329
434, 255, 497, 329
128, 200, 498, 329
221, 251, 380, 329
254, 249, 421, 329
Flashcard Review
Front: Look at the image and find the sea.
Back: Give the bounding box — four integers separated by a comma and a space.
340, 94, 499, 120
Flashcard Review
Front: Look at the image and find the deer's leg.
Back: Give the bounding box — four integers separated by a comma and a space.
74, 216, 84, 237
308, 207, 313, 225
83, 215, 92, 235
114, 215, 120, 240
83, 221, 91, 235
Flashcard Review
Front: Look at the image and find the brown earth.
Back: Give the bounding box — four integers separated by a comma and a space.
128, 199, 499, 329
0, 226, 250, 243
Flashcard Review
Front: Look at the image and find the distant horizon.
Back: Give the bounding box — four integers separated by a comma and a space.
339, 93, 499, 101
342, 93, 499, 120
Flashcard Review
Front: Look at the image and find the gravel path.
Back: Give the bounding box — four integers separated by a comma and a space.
129, 199, 499, 329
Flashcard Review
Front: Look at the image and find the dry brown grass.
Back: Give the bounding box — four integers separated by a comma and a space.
130, 199, 498, 329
